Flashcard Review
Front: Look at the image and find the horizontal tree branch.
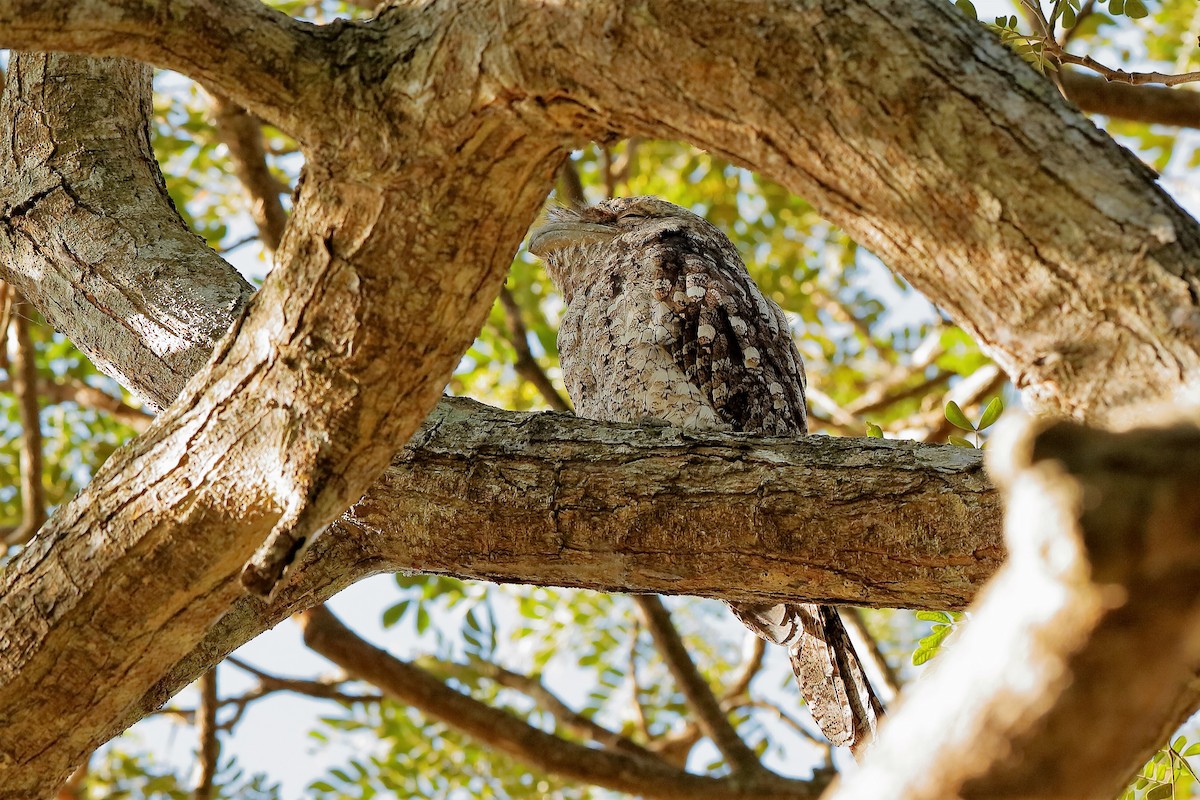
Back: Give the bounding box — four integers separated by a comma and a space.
1062, 71, 1200, 129
298, 604, 822, 800
129, 394, 1004, 785
356, 398, 1001, 610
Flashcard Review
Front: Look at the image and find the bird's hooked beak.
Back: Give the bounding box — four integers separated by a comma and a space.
528, 219, 617, 258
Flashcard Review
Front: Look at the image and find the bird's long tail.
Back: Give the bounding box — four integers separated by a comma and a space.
729, 601, 883, 754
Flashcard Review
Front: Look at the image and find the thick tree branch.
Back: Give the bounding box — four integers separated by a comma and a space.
355, 398, 1001, 610
0, 55, 254, 409
0, 0, 330, 138
829, 415, 1200, 799
634, 596, 765, 775
503, 0, 1200, 423
1062, 71, 1200, 129
0, 47, 562, 793
298, 605, 821, 800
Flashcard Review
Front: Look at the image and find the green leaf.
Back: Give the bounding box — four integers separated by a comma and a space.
1146, 783, 1172, 800
465, 608, 482, 632
911, 645, 937, 666
944, 401, 974, 431
1174, 735, 1188, 752
1183, 743, 1200, 757
381, 600, 410, 629
916, 610, 953, 623
1123, 0, 1147, 18
977, 396, 1004, 430
1109, 0, 1124, 14
866, 422, 884, 438
955, 0, 978, 20
948, 435, 976, 448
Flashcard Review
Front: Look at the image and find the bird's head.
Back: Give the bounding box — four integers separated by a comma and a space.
529, 196, 713, 300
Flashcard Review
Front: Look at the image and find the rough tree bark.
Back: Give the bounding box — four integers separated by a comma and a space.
828, 416, 1200, 800
1, 0, 1199, 796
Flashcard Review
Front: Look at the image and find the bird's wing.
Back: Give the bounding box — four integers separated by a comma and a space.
643, 231, 807, 435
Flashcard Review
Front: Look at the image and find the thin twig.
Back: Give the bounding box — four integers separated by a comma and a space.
438, 657, 655, 759
744, 700, 835, 769
646, 632, 767, 768
0, 281, 13, 375
845, 326, 945, 415
497, 286, 571, 412
193, 669, 219, 800
724, 634, 766, 702
0, 375, 153, 431
1020, 0, 1200, 86
208, 93, 289, 252
224, 654, 382, 703
806, 386, 862, 432
634, 595, 766, 776
1051, 45, 1200, 86
8, 298, 46, 546
628, 619, 651, 740
1058, 0, 1095, 47
851, 371, 954, 419
838, 609, 901, 703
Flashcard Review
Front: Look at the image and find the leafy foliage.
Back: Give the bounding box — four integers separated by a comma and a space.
80, 745, 279, 800
945, 396, 1004, 449
1121, 736, 1200, 800
911, 611, 966, 666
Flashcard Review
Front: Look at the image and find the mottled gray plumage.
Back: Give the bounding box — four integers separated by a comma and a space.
530, 196, 881, 751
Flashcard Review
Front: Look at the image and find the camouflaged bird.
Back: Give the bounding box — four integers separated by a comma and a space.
529, 196, 882, 752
